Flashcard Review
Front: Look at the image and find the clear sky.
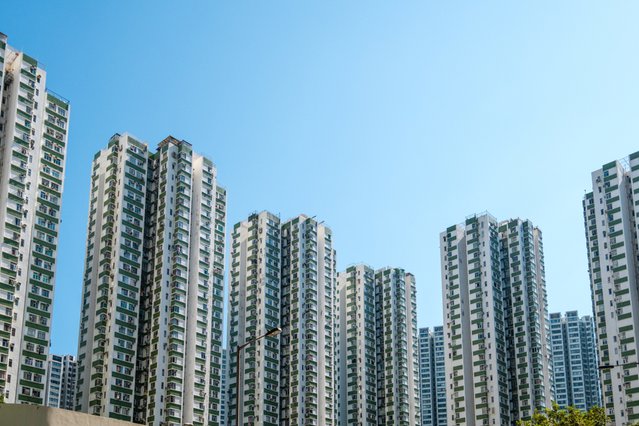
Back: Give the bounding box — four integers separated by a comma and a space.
2, 1, 639, 355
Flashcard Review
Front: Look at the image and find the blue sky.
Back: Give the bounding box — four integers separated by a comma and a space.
2, 1, 639, 355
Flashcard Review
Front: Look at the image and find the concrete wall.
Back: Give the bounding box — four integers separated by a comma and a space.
0, 404, 134, 425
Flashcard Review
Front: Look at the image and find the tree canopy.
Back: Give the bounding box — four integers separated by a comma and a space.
517, 404, 608, 426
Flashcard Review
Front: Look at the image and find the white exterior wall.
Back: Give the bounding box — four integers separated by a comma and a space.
584, 155, 639, 424
60, 355, 77, 411
228, 211, 281, 426
0, 37, 70, 405
45, 355, 62, 408
182, 154, 225, 425
375, 267, 420, 426
550, 311, 601, 411
405, 273, 421, 424
441, 225, 475, 425
442, 214, 552, 425
500, 220, 553, 419
442, 217, 507, 426
418, 326, 447, 426
280, 215, 336, 426
45, 354, 76, 411
77, 135, 224, 426
336, 264, 376, 425
76, 134, 147, 419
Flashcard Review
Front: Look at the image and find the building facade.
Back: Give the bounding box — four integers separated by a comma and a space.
280, 215, 337, 425
220, 348, 227, 426
336, 265, 420, 426
549, 311, 601, 411
0, 33, 70, 405
583, 153, 639, 424
227, 213, 336, 426
75, 134, 226, 426
336, 265, 377, 425
440, 213, 553, 425
75, 133, 148, 420
419, 326, 447, 426
44, 354, 77, 410
375, 268, 420, 425
227, 211, 281, 425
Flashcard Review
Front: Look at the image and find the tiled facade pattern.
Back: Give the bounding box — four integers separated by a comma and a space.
441, 213, 552, 425
0, 33, 70, 405
44, 354, 76, 410
76, 134, 225, 426
419, 326, 447, 426
583, 153, 639, 424
549, 311, 601, 411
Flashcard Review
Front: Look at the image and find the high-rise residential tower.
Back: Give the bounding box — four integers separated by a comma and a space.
440, 213, 553, 425
336, 264, 377, 425
375, 268, 420, 425
136, 137, 226, 426
44, 354, 77, 410
44, 354, 62, 409
76, 134, 226, 426
549, 311, 601, 411
336, 265, 420, 426
0, 33, 70, 405
583, 153, 639, 424
499, 218, 553, 418
76, 134, 148, 420
227, 212, 336, 426
419, 326, 447, 426
228, 211, 281, 425
280, 215, 337, 425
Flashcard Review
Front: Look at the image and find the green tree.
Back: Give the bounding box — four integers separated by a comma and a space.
517, 403, 608, 426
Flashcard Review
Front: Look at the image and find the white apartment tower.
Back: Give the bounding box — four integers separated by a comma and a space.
136, 137, 226, 426
583, 153, 639, 424
375, 268, 420, 425
499, 218, 553, 418
336, 264, 377, 425
280, 215, 337, 426
418, 326, 447, 426
0, 33, 70, 404
549, 311, 601, 411
227, 213, 336, 425
441, 213, 552, 425
228, 211, 281, 425
44, 354, 62, 408
335, 265, 420, 426
45, 354, 77, 410
76, 134, 148, 420
76, 134, 226, 426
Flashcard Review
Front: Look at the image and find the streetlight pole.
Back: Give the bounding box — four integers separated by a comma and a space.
598, 361, 638, 425
235, 326, 281, 426
598, 361, 639, 370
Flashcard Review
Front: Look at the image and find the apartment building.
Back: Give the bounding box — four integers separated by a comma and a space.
336, 265, 420, 426
227, 212, 337, 425
583, 153, 639, 424
419, 326, 447, 426
0, 33, 70, 405
227, 211, 281, 425
549, 311, 601, 411
441, 213, 552, 425
375, 268, 420, 425
280, 215, 337, 425
44, 354, 77, 410
336, 265, 377, 425
76, 134, 226, 426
